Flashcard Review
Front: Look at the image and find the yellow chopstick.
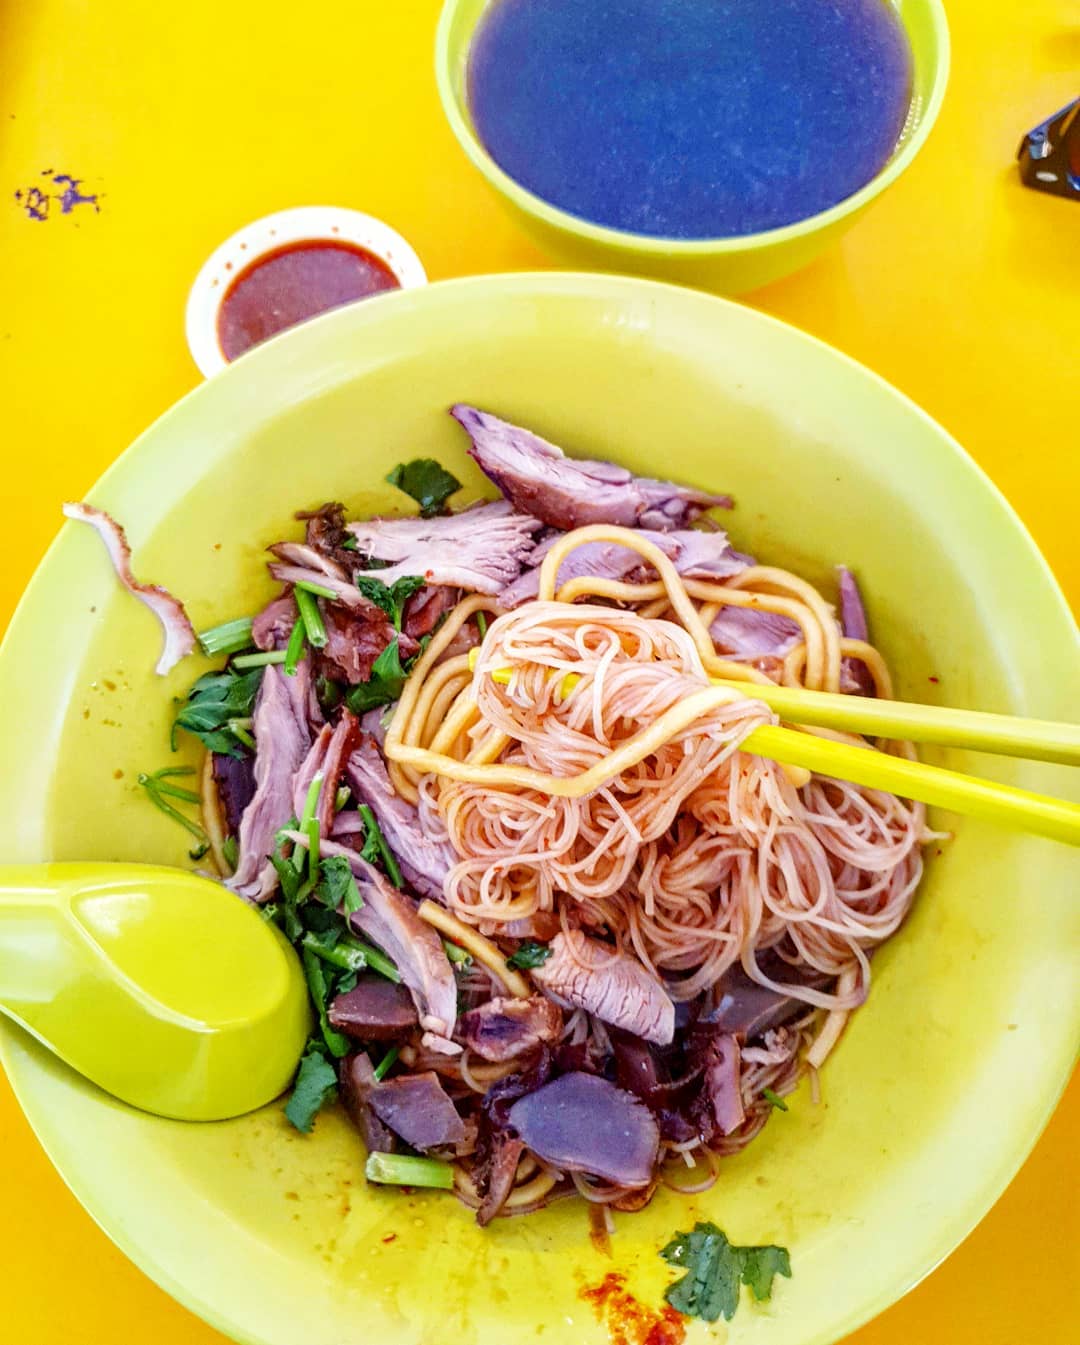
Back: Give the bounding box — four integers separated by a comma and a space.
472, 653, 1080, 845
744, 725, 1080, 847
712, 680, 1080, 766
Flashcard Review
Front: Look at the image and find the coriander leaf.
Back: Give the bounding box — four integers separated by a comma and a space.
172, 667, 263, 757
385, 458, 462, 518
506, 940, 553, 970
318, 854, 363, 914
345, 638, 410, 713
661, 1224, 739, 1323
300, 901, 339, 936
661, 1223, 792, 1323
356, 574, 426, 631
284, 1048, 338, 1133
739, 1246, 792, 1303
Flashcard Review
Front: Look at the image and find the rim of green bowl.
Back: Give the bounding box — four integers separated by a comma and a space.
435, 0, 951, 257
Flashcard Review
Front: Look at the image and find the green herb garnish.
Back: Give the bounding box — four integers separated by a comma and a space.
443, 940, 473, 970
295, 586, 328, 649
283, 615, 307, 677
355, 574, 425, 631
294, 579, 338, 600
269, 820, 303, 940
762, 1087, 788, 1112
172, 667, 264, 757
222, 834, 239, 871
197, 617, 254, 657
475, 611, 488, 640
365, 1152, 455, 1189
660, 1222, 791, 1323
506, 940, 552, 970
345, 639, 410, 714
358, 803, 403, 888
385, 458, 462, 518
285, 1047, 338, 1133
297, 771, 325, 877
227, 718, 256, 751
318, 853, 364, 914
373, 1043, 401, 1082
302, 946, 351, 1058
231, 649, 288, 669
315, 675, 343, 715
302, 929, 400, 983
137, 766, 210, 860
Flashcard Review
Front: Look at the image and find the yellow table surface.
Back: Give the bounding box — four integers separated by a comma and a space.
1, 1, 1077, 1340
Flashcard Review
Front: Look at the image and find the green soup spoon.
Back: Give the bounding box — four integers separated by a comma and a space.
0, 863, 310, 1120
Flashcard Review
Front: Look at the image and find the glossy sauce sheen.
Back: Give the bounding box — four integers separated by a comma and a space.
217, 241, 400, 361
468, 0, 913, 239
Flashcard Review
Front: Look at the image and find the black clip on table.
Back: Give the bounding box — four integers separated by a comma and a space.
1017, 96, 1080, 200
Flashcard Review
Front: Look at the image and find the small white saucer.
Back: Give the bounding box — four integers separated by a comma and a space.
185, 205, 427, 378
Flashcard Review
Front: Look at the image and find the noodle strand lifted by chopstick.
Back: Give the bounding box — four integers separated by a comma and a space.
384, 526, 928, 1050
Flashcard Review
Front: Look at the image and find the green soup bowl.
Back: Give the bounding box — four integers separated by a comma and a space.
435, 0, 950, 294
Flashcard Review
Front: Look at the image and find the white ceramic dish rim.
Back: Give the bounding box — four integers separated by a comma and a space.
184, 205, 427, 378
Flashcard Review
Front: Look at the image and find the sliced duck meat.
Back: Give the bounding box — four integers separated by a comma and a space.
267, 540, 349, 583
345, 735, 455, 901
450, 404, 730, 531
499, 528, 750, 607
292, 709, 360, 837
211, 751, 256, 835
252, 592, 297, 651
476, 1133, 526, 1227
367, 1071, 466, 1151
499, 535, 652, 607
435, 620, 481, 663
481, 1046, 554, 1130
359, 704, 393, 751
532, 931, 675, 1045
457, 995, 563, 1062
671, 532, 754, 579
502, 911, 562, 941
295, 501, 358, 572
329, 975, 419, 1040
293, 724, 332, 821
837, 566, 876, 697
62, 502, 196, 675
610, 1030, 705, 1117
339, 1051, 396, 1154
702, 1035, 744, 1136
710, 605, 802, 659
837, 566, 869, 643
227, 663, 312, 901
316, 606, 412, 684
698, 961, 828, 1041
347, 500, 543, 594
507, 1072, 660, 1186
308, 839, 457, 1039
402, 584, 460, 640
267, 558, 381, 613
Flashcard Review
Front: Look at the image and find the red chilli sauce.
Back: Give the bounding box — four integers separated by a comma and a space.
217, 240, 400, 361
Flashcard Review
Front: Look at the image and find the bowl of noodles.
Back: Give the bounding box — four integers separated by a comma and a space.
1, 272, 1076, 1345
